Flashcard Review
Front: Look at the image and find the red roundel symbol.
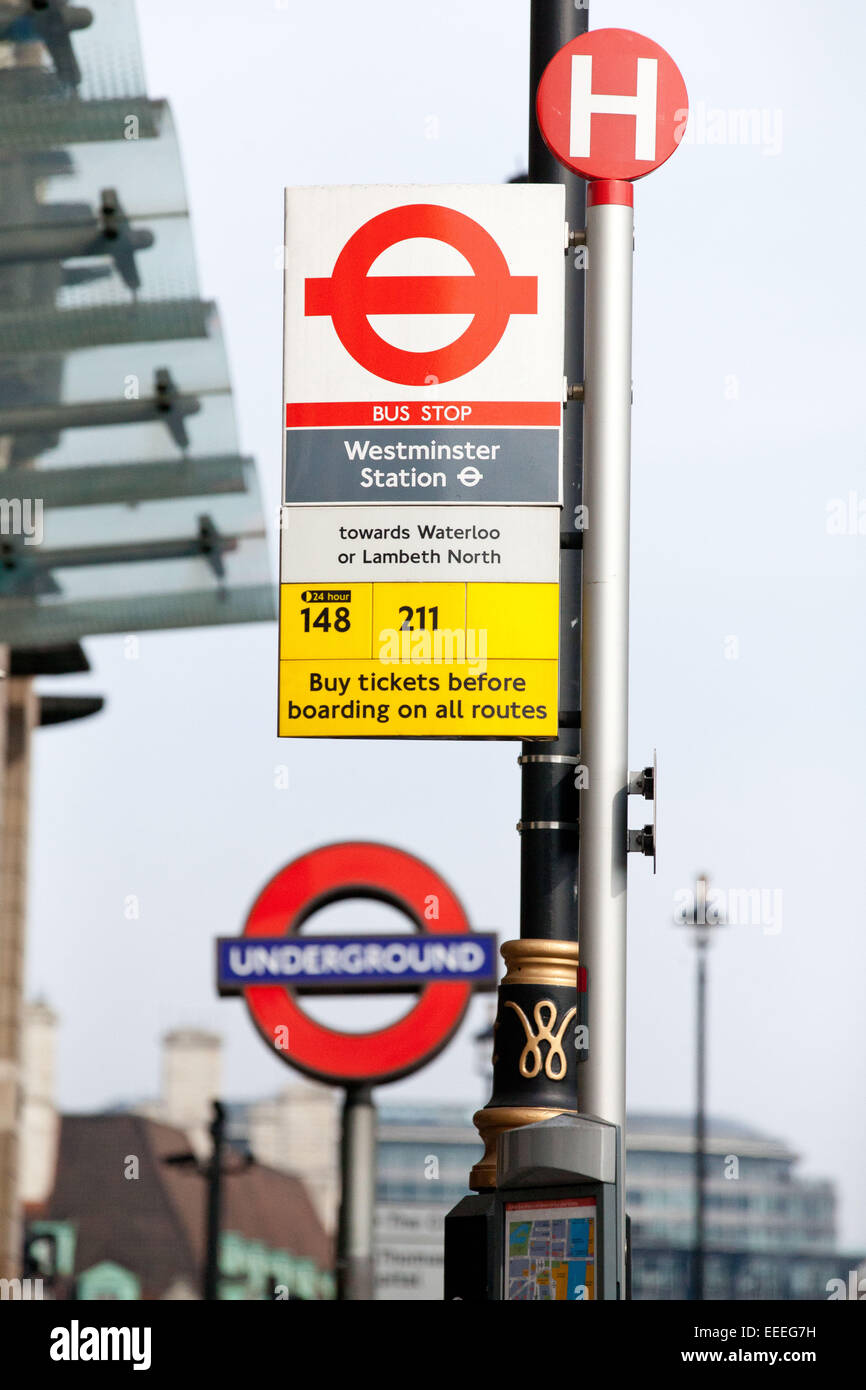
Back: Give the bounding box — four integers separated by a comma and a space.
304, 204, 538, 386
241, 842, 473, 1085
536, 28, 689, 183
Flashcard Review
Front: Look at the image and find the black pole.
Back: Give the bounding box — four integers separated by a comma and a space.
203, 1100, 225, 1301
519, 1, 586, 950
694, 942, 707, 1301
469, 1, 589, 1192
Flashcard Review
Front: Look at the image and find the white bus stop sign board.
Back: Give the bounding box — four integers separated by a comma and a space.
279, 185, 566, 740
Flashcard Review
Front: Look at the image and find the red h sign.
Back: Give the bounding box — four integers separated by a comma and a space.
536, 28, 689, 183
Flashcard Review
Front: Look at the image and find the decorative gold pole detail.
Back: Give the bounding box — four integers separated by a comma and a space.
470, 939, 583, 1190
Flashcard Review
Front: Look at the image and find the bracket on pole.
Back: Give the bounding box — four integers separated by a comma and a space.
153, 368, 196, 451
627, 750, 657, 872
98, 188, 155, 293
14, 0, 93, 90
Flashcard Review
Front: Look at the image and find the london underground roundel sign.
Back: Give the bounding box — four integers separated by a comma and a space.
218, 842, 496, 1086
536, 28, 689, 183
304, 204, 538, 387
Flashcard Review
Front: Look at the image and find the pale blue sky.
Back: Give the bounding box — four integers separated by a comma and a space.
27, 0, 866, 1248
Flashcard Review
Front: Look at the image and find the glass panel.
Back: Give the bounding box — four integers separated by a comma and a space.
0, 97, 162, 151
0, 106, 182, 227
0, 312, 239, 464
31, 390, 240, 467
0, 112, 195, 312
56, 213, 199, 306
41, 481, 268, 556
6, 456, 251, 508
0, 463, 276, 646
67, 0, 149, 102
0, 565, 275, 647
1, 310, 230, 408
0, 297, 212, 356
0, 0, 273, 649
0, 0, 148, 104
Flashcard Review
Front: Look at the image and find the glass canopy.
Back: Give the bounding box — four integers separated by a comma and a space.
0, 0, 275, 648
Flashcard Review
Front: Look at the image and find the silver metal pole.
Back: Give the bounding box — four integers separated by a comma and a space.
577, 181, 634, 1288
336, 1084, 377, 1300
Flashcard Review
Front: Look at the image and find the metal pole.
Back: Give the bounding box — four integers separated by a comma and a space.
577, 179, 635, 1275
0, 674, 37, 1282
520, 0, 586, 939
203, 1100, 225, 1300
336, 1084, 376, 1301
467, 0, 588, 1199
694, 940, 707, 1300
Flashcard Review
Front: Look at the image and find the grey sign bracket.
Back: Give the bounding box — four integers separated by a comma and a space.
627, 748, 657, 872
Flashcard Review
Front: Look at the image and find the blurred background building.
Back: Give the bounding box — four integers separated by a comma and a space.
627, 1114, 846, 1300
375, 1102, 481, 1300
20, 1009, 333, 1298
372, 1104, 861, 1301
17, 1006, 862, 1300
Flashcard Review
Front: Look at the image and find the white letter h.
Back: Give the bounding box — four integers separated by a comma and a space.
569, 55, 658, 161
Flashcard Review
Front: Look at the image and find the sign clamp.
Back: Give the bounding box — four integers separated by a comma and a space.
628, 749, 657, 871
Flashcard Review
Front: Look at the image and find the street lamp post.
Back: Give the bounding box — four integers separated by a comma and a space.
164, 1099, 252, 1301
694, 912, 709, 1303
677, 874, 726, 1302
203, 1101, 226, 1303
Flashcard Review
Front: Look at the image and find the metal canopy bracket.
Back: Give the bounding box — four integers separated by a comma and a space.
0, 367, 201, 447
1, 1, 94, 90
0, 188, 154, 293
97, 188, 154, 291
0, 512, 238, 596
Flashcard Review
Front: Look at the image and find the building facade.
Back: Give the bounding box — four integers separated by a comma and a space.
627, 1113, 855, 1301
376, 1104, 481, 1300
21, 1004, 859, 1300
373, 1103, 861, 1300
17, 1012, 334, 1298
30, 1113, 333, 1300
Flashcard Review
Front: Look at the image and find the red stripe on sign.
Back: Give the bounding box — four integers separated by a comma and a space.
305, 275, 537, 316
285, 402, 562, 427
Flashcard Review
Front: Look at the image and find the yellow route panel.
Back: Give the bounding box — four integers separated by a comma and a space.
278, 659, 558, 738
371, 583, 466, 656
279, 584, 372, 660
467, 582, 559, 659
